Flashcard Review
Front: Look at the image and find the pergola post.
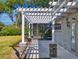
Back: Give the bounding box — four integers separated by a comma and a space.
52, 19, 55, 43
28, 23, 31, 38
20, 11, 26, 45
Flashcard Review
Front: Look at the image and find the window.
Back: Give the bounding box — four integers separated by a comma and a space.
54, 23, 61, 30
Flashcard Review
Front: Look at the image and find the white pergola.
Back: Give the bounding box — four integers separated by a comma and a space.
17, 0, 77, 45
17, 8, 55, 44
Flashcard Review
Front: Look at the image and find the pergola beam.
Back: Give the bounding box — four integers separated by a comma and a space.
17, 8, 53, 12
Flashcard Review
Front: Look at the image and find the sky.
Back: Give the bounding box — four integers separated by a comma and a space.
0, 13, 13, 25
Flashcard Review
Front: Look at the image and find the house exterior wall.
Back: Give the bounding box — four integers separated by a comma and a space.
55, 12, 78, 56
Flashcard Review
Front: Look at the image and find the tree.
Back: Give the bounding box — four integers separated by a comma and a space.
28, 0, 52, 8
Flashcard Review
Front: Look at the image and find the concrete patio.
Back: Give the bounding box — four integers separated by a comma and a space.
25, 40, 77, 59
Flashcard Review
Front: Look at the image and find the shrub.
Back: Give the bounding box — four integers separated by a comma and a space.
0, 22, 5, 31
25, 27, 29, 36
0, 26, 21, 36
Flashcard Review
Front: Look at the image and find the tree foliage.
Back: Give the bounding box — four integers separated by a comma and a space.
29, 0, 52, 8
6, 0, 24, 9
0, 3, 11, 13
0, 0, 25, 13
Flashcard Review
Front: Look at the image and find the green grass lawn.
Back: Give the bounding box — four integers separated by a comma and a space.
0, 36, 21, 59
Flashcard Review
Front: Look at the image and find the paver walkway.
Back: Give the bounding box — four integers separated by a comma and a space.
26, 40, 39, 59
25, 40, 77, 59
